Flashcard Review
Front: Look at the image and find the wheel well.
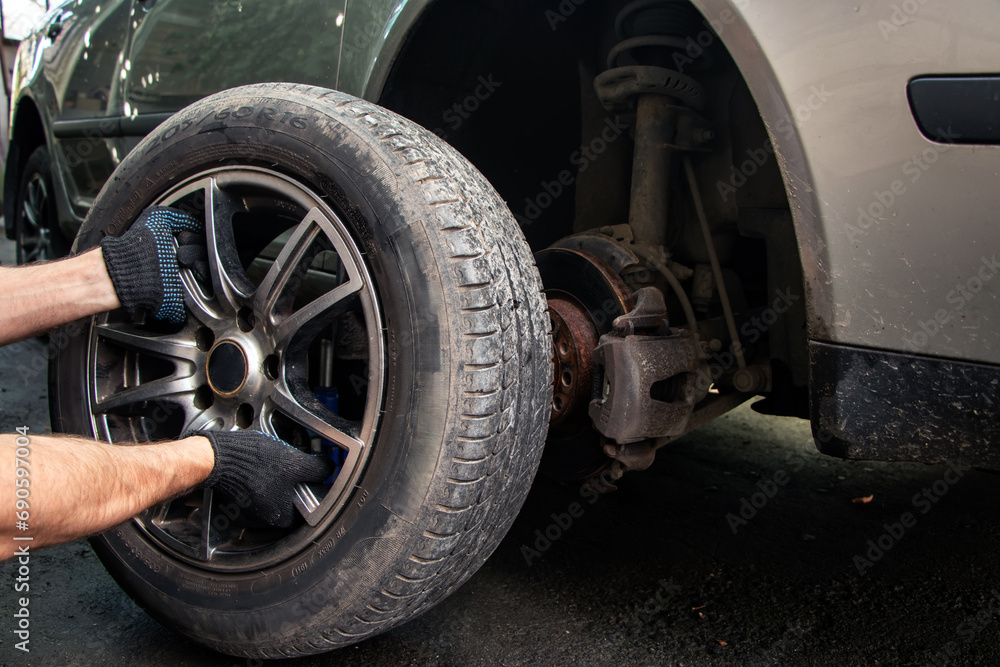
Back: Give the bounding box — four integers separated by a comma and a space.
4, 97, 47, 239
377, 0, 809, 415
378, 0, 588, 250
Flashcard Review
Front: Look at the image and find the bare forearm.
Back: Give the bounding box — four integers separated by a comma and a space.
0, 249, 120, 345
0, 434, 214, 557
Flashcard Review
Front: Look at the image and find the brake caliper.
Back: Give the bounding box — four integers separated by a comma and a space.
589, 287, 701, 445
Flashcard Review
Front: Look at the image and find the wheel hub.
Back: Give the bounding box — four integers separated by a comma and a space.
206, 340, 249, 396
548, 297, 598, 435
534, 245, 634, 480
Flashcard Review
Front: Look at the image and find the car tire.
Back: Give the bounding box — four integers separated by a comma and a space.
14, 146, 68, 264
50, 83, 552, 657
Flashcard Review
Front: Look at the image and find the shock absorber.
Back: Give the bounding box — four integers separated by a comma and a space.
595, 0, 713, 248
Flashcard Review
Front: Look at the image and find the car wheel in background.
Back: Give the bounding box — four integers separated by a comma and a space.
14, 146, 69, 264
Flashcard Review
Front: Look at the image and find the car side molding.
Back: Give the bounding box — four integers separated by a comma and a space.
51, 113, 176, 139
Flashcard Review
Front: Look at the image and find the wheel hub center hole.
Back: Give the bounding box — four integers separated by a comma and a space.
207, 341, 248, 396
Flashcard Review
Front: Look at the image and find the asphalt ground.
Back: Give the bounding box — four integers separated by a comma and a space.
1, 236, 999, 666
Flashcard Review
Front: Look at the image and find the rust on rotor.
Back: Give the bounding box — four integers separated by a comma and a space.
548, 297, 599, 434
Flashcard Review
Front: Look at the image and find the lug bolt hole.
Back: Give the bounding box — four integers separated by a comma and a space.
553, 395, 564, 412
237, 308, 256, 332
195, 327, 215, 352
263, 354, 280, 381
561, 369, 573, 387
558, 342, 570, 358
194, 385, 214, 410
236, 403, 255, 429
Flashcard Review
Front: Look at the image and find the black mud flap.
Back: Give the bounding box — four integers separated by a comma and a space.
810, 341, 1000, 469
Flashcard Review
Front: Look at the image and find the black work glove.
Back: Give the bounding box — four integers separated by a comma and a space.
200, 430, 333, 529
100, 207, 203, 323
176, 231, 210, 284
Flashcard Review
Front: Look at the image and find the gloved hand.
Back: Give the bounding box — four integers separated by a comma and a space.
100, 207, 203, 323
199, 430, 333, 528
176, 231, 210, 284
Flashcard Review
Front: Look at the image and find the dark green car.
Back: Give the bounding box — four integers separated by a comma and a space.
6, 0, 1000, 658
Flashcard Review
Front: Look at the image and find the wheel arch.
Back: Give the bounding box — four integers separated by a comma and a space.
355, 0, 831, 342
690, 0, 832, 341
4, 95, 46, 240
338, 0, 434, 102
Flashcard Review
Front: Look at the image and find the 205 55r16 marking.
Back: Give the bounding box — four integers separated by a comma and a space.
50, 83, 552, 658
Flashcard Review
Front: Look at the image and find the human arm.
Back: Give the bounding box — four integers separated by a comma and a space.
0, 206, 205, 346
0, 430, 332, 559
0, 434, 213, 559
0, 249, 119, 345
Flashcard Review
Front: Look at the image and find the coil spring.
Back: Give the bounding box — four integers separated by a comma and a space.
609, 0, 708, 70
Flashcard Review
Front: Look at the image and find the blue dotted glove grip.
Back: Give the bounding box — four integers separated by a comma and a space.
101, 207, 202, 323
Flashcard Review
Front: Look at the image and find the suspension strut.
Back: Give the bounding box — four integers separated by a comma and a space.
535, 2, 738, 482
595, 0, 714, 247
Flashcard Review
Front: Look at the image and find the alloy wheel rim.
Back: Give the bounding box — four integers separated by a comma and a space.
19, 173, 53, 263
86, 167, 385, 571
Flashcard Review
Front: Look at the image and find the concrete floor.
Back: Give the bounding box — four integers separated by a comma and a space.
1, 235, 999, 666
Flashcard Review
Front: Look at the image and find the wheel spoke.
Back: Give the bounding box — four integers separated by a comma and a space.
199, 488, 218, 561
181, 270, 222, 324
253, 209, 323, 321
204, 179, 253, 312
24, 245, 43, 263
280, 408, 364, 525
274, 280, 362, 350
149, 501, 170, 524
198, 486, 250, 561
94, 323, 200, 363
22, 201, 39, 227
94, 374, 200, 413
271, 385, 363, 454
178, 403, 221, 435
255, 206, 367, 346
24, 179, 45, 228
